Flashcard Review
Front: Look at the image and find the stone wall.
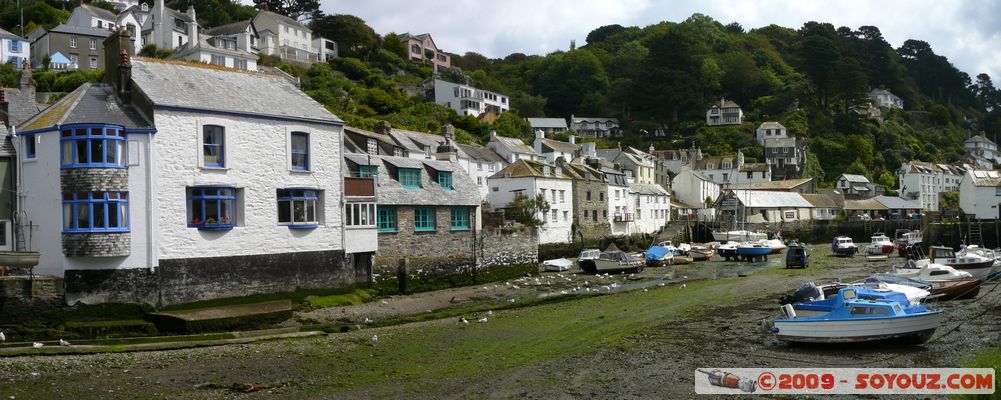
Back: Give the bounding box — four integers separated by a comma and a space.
479, 228, 538, 268
0, 276, 64, 304
64, 249, 355, 306
62, 232, 131, 257
375, 205, 476, 274
61, 169, 129, 192
571, 178, 611, 241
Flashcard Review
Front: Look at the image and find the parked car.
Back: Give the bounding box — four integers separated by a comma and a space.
786, 243, 808, 269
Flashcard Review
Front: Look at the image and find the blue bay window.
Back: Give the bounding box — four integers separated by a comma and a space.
291, 131, 309, 171
450, 207, 470, 230
187, 187, 235, 230
277, 188, 318, 228
202, 125, 225, 167
398, 168, 421, 188
414, 207, 436, 231
377, 206, 397, 232
437, 171, 453, 190
60, 125, 126, 168
62, 192, 129, 232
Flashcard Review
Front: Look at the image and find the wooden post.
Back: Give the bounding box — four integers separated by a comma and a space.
397, 257, 408, 295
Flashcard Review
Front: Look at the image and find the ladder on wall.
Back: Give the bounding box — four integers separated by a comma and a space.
968, 220, 983, 247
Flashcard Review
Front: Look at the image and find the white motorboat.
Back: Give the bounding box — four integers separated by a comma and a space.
928, 246, 995, 281
712, 230, 768, 243
893, 259, 974, 282
866, 233, 895, 255
542, 258, 572, 272
832, 236, 858, 257
763, 239, 787, 254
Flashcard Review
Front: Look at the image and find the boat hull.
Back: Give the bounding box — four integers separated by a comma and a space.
713, 231, 767, 243
774, 312, 942, 344
579, 259, 643, 274
930, 279, 981, 300
736, 247, 772, 256
943, 262, 995, 281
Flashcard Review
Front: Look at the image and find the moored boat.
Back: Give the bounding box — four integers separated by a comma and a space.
891, 260, 981, 300
579, 243, 644, 274
736, 242, 771, 261
764, 239, 787, 254
712, 230, 768, 243
644, 245, 674, 268
718, 242, 739, 261
689, 245, 715, 261
542, 258, 572, 272
866, 233, 895, 255
928, 246, 995, 280
831, 236, 858, 257
772, 287, 942, 344
894, 229, 922, 256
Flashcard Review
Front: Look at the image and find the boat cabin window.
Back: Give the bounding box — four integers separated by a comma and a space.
929, 270, 949, 276
843, 289, 857, 300
849, 306, 891, 316
892, 304, 902, 313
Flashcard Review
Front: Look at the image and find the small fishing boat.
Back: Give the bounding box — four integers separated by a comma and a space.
712, 230, 767, 243
542, 258, 573, 272
644, 246, 674, 268
772, 287, 943, 344
790, 284, 929, 317
578, 243, 644, 274
718, 242, 739, 261
866, 233, 895, 255
928, 246, 995, 281
891, 260, 981, 300
689, 245, 715, 261
736, 242, 772, 261
831, 236, 858, 257
894, 229, 923, 256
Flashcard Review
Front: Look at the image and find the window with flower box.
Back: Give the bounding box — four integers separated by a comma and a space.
62, 192, 128, 232
187, 187, 235, 230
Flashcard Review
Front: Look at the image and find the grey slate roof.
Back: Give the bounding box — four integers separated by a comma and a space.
0, 27, 24, 42
456, 143, 504, 163
49, 24, 111, 37
254, 10, 306, 30
494, 135, 535, 155
344, 153, 378, 166
873, 196, 921, 210
629, 183, 669, 196
80, 4, 118, 21
19, 83, 153, 131
362, 154, 479, 206
729, 190, 812, 208
539, 138, 579, 154
204, 20, 252, 36
165, 7, 193, 22
526, 117, 568, 129
839, 174, 870, 183
171, 36, 257, 59
131, 59, 341, 125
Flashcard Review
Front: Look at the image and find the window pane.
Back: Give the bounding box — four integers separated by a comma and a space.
119, 203, 128, 228
204, 145, 221, 165
220, 199, 231, 225
62, 141, 73, 164
93, 202, 106, 229
117, 141, 125, 165
76, 203, 89, 229
106, 140, 116, 164
278, 199, 291, 223
63, 204, 72, 229
108, 203, 119, 227
188, 199, 201, 224
76, 140, 87, 163
91, 139, 104, 164
293, 200, 306, 223
345, 203, 353, 226
306, 200, 316, 223
205, 199, 219, 224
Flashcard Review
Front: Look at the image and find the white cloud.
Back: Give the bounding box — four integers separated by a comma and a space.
320, 0, 1000, 79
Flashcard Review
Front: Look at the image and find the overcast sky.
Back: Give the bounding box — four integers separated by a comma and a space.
318, 0, 1001, 81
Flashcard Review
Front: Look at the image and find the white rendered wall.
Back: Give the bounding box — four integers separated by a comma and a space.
487, 176, 572, 244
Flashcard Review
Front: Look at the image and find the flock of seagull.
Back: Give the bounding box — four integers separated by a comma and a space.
0, 331, 72, 349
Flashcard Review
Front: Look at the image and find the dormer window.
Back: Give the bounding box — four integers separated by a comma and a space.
366, 138, 378, 155
722, 162, 731, 169
437, 172, 453, 190
543, 166, 551, 176
398, 168, 421, 188
554, 167, 562, 177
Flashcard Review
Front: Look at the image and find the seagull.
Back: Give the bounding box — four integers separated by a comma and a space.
32, 342, 43, 349
508, 298, 516, 303
59, 339, 70, 347
512, 285, 520, 289
370, 335, 378, 346
477, 317, 488, 323
682, 276, 688, 279
0, 331, 5, 343
680, 283, 687, 289
459, 317, 469, 325
658, 283, 666, 287
363, 318, 373, 325
486, 310, 493, 317
644, 288, 649, 292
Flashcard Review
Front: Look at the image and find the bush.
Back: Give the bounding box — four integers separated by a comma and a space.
330, 57, 371, 81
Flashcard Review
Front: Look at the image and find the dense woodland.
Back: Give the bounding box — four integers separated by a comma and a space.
2, 0, 1000, 187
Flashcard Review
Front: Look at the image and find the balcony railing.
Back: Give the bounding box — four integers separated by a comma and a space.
345, 177, 375, 197
613, 212, 634, 222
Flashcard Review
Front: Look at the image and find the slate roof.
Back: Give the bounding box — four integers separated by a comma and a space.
693, 156, 737, 170
0, 27, 24, 42
731, 178, 813, 191
344, 153, 378, 166
80, 4, 118, 21
204, 20, 252, 36
757, 121, 785, 130
166, 7, 193, 23
629, 183, 669, 196
966, 170, 1001, 187
558, 161, 603, 181
490, 159, 569, 180
801, 193, 839, 208
171, 36, 257, 59
364, 154, 479, 206
873, 196, 922, 210
729, 190, 812, 208
709, 98, 741, 109
19, 83, 153, 132
131, 59, 341, 125
255, 10, 306, 30
839, 174, 870, 184
739, 163, 769, 172
571, 116, 619, 124
843, 198, 887, 211
457, 143, 504, 163
492, 135, 535, 155
539, 138, 579, 154
48, 24, 111, 38
526, 118, 568, 129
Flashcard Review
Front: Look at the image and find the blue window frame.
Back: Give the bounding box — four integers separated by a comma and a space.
291, 131, 309, 171
8, 40, 19, 52
358, 165, 378, 178
202, 125, 224, 167
377, 206, 397, 232
7, 56, 21, 68
62, 192, 129, 232
277, 188, 318, 228
24, 133, 36, 159
414, 207, 436, 231
398, 168, 421, 188
187, 187, 235, 230
60, 125, 126, 168
437, 171, 453, 190
450, 207, 469, 230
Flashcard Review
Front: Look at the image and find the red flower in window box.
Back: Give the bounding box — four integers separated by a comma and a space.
221, 216, 230, 224
191, 218, 203, 225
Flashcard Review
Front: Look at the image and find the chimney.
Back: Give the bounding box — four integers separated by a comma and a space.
535, 129, 544, 140
373, 120, 392, 135
103, 28, 133, 102
490, 130, 498, 141
568, 135, 575, 144
186, 6, 198, 45
649, 144, 655, 154
435, 124, 458, 162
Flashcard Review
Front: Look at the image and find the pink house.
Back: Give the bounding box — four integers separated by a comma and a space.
399, 32, 450, 71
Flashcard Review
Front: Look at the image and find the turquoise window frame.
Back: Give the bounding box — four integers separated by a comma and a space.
359, 165, 378, 177
450, 207, 469, 231
398, 168, 421, 188
414, 207, 436, 231
377, 206, 397, 232
437, 171, 453, 190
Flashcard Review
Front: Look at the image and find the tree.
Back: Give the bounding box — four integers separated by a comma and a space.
941, 191, 960, 213
506, 194, 551, 228
311, 14, 379, 59
877, 170, 896, 190
382, 33, 406, 59
253, 0, 319, 19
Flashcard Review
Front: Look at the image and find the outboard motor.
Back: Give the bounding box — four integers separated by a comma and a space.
779, 282, 821, 305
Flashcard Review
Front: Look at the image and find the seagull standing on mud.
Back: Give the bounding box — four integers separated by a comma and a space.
364, 318, 373, 325
32, 342, 43, 349
477, 317, 488, 323
371, 335, 378, 346
459, 317, 469, 325
59, 339, 70, 347
0, 331, 5, 343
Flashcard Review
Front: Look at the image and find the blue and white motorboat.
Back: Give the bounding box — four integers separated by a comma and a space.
772, 287, 942, 344
735, 242, 772, 260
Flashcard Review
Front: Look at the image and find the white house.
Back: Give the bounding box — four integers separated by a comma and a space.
485, 131, 541, 163
434, 79, 509, 117
959, 169, 1001, 219
67, 4, 118, 31
533, 130, 579, 164
755, 121, 788, 145
570, 116, 620, 138
802, 193, 840, 220
898, 161, 964, 211
0, 28, 29, 68
671, 166, 720, 212
252, 10, 319, 64
203, 20, 260, 55
869, 88, 903, 109
14, 33, 354, 306
456, 143, 507, 200
171, 36, 258, 71
142, 0, 193, 50
652, 147, 703, 176
487, 160, 573, 244
605, 167, 632, 235
526, 117, 568, 134
692, 150, 771, 187
630, 183, 670, 234
835, 173, 876, 199
116, 5, 149, 54
705, 98, 744, 126
964, 135, 998, 167
313, 37, 337, 61
595, 147, 656, 185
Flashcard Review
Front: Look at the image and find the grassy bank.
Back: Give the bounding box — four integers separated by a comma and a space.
957, 344, 1001, 400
